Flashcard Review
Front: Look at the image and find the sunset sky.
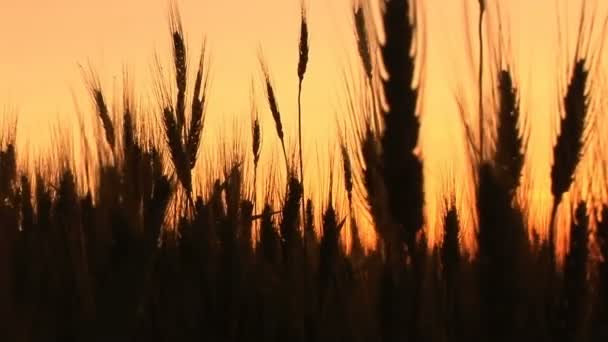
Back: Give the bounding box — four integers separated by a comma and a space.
1, 0, 607, 255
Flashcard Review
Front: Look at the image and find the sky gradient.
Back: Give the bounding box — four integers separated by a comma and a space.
1, 0, 607, 257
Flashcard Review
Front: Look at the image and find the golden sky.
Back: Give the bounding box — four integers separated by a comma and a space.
1, 0, 607, 256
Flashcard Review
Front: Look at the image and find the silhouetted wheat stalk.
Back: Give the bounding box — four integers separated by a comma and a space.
170, 5, 187, 135
84, 73, 115, 151
353, 2, 381, 133
259, 55, 289, 173
354, 4, 372, 82
550, 59, 589, 246
298, 2, 309, 237
252, 117, 261, 171
478, 0, 486, 158
494, 69, 523, 195
122, 74, 136, 161
250, 84, 261, 213
163, 106, 191, 193
341, 143, 353, 209
157, 9, 209, 198
380, 0, 423, 254
187, 43, 208, 170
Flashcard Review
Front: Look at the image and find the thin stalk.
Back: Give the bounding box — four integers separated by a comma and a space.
298, 80, 305, 235
478, 0, 485, 159
297, 2, 309, 232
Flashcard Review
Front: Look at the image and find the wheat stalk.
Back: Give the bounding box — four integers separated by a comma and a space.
354, 4, 372, 81
341, 143, 353, 207
252, 117, 261, 170
259, 55, 289, 173
163, 106, 191, 193
252, 115, 261, 206
297, 2, 309, 239
478, 0, 486, 159
380, 0, 423, 252
549, 59, 589, 247
83, 72, 115, 151
122, 74, 135, 161
494, 69, 523, 195
186, 42, 208, 170
170, 4, 187, 135
552, 60, 588, 205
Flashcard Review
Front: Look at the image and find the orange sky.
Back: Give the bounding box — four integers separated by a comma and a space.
1, 0, 607, 256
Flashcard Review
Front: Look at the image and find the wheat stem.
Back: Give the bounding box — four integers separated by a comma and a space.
478, 0, 485, 159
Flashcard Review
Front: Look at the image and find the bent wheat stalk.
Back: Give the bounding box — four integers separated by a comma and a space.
259, 55, 289, 173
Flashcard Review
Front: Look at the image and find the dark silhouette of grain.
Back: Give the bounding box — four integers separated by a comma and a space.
551, 60, 588, 218
260, 57, 289, 172
380, 0, 423, 256
354, 4, 372, 81
297, 2, 309, 246
187, 47, 208, 170
495, 70, 523, 193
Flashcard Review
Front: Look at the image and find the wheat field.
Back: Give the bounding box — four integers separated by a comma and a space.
1, 0, 608, 340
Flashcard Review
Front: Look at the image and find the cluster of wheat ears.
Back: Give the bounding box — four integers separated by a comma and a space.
1, 0, 608, 340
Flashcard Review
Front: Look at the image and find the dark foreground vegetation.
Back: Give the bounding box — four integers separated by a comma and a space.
1, 0, 608, 341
